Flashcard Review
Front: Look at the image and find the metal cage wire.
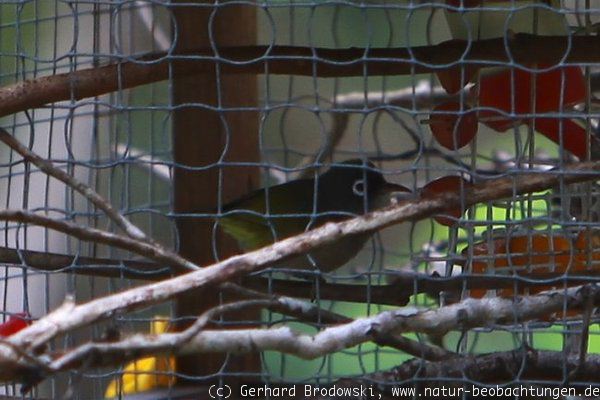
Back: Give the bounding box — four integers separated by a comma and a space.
0, 0, 597, 398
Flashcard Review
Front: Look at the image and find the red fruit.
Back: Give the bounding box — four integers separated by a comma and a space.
476, 65, 585, 129
475, 64, 587, 157
421, 176, 471, 226
534, 66, 585, 112
529, 118, 588, 160
430, 102, 478, 150
0, 312, 30, 337
476, 68, 532, 132
436, 64, 479, 94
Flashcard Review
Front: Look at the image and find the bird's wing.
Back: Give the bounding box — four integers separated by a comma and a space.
220, 180, 315, 251
219, 213, 278, 251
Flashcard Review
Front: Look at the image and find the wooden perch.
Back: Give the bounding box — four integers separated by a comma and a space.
0, 34, 597, 117
0, 160, 597, 311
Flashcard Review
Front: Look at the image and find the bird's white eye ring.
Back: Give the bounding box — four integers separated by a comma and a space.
352, 179, 365, 196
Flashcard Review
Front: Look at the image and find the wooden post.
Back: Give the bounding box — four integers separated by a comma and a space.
172, 1, 260, 381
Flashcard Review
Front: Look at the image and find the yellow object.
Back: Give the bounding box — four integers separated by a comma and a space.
105, 317, 176, 398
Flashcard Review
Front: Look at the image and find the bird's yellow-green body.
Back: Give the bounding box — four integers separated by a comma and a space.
218, 160, 408, 272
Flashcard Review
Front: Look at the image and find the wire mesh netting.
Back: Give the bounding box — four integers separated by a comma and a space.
0, 0, 599, 399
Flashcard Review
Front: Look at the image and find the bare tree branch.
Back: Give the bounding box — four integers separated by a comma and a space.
0, 210, 195, 274
334, 80, 459, 110
3, 245, 600, 307
3, 283, 598, 382
72, 283, 600, 359
5, 159, 600, 352
345, 349, 600, 389
292, 80, 453, 179
243, 270, 600, 306
242, 277, 412, 307
0, 128, 149, 242
0, 34, 597, 118
0, 246, 171, 279
220, 282, 451, 361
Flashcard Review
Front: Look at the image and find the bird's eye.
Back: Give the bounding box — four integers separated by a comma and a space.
352, 179, 365, 196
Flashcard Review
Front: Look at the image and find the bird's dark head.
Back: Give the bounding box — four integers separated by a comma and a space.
317, 159, 409, 214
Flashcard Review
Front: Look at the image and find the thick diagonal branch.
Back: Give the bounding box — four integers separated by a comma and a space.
6, 283, 597, 381
6, 160, 600, 352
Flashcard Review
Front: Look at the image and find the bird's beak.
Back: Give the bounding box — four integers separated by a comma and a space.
377, 182, 414, 207
382, 181, 410, 193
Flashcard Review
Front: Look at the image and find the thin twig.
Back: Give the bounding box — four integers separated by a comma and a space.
0, 246, 172, 280
333, 80, 460, 110
0, 210, 196, 273
220, 282, 451, 361
49, 299, 275, 372
0, 128, 148, 242
219, 282, 351, 325
370, 333, 451, 362
115, 143, 171, 182
569, 285, 598, 379
295, 113, 350, 179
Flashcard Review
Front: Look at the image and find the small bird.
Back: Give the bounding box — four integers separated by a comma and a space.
218, 159, 410, 273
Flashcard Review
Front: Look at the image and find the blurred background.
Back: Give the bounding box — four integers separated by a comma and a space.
0, 1, 597, 398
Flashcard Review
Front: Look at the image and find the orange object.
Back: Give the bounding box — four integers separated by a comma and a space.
464, 231, 600, 299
